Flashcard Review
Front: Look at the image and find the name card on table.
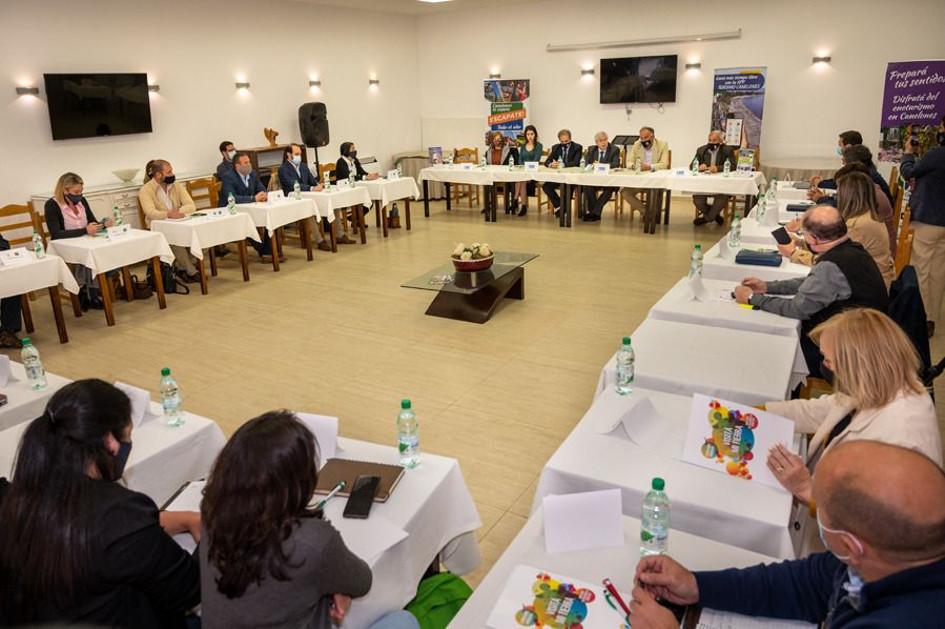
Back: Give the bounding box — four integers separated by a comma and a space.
204, 208, 228, 218
295, 412, 339, 466
106, 224, 131, 239
387, 169, 400, 180
593, 163, 611, 174
674, 168, 688, 177
269, 190, 285, 202
113, 381, 159, 428
0, 248, 30, 266
524, 161, 540, 172
459, 163, 474, 171
542, 488, 624, 553
0, 355, 12, 387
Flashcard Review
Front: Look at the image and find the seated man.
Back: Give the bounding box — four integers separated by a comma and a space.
815, 141, 893, 204
278, 144, 352, 248
216, 140, 236, 181
619, 126, 670, 216
733, 205, 888, 377
542, 128, 583, 217
219, 153, 278, 260
138, 159, 200, 283
0, 234, 23, 348
581, 131, 621, 222
629, 441, 945, 629
692, 130, 737, 225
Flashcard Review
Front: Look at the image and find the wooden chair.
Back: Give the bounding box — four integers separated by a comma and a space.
535, 148, 553, 214
451, 148, 480, 208
888, 165, 900, 203
28, 204, 84, 319
893, 187, 906, 234
894, 228, 915, 277
186, 177, 221, 210
0, 202, 36, 248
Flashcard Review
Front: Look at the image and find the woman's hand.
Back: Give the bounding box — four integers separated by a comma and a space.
103, 218, 115, 228
807, 187, 824, 202
767, 444, 812, 503
777, 242, 796, 258
85, 223, 101, 235
159, 510, 201, 542
785, 218, 802, 234
330, 594, 352, 623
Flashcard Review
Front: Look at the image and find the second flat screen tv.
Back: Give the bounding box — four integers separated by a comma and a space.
43, 73, 152, 140
600, 55, 678, 104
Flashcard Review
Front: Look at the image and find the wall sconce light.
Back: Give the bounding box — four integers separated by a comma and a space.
148, 84, 160, 93
812, 55, 831, 64
685, 62, 702, 70
309, 80, 322, 88
369, 78, 380, 86
235, 81, 251, 89
15, 86, 39, 96
580, 68, 595, 77
489, 72, 501, 79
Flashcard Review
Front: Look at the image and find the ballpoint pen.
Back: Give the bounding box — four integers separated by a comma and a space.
314, 480, 346, 510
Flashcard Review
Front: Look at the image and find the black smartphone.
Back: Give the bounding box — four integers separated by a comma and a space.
771, 227, 792, 245
0, 393, 7, 408
343, 475, 380, 519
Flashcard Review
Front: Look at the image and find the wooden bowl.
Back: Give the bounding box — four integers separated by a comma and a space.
451, 254, 494, 272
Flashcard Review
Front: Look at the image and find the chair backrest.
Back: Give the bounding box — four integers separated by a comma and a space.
888, 165, 899, 199
666, 149, 672, 169
895, 228, 915, 277
186, 177, 221, 210
894, 187, 908, 236
888, 264, 931, 374
318, 163, 335, 184
540, 148, 550, 161
0, 202, 38, 247
453, 147, 479, 164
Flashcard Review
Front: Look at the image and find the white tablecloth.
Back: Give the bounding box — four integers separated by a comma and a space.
597, 319, 805, 406
531, 386, 797, 561
356, 177, 421, 209
0, 361, 71, 431
46, 230, 174, 275
0, 250, 79, 298
702, 240, 811, 283
739, 217, 781, 246
302, 187, 372, 224
450, 505, 781, 628
238, 198, 317, 236
419, 166, 496, 186
566, 170, 766, 196
761, 157, 839, 183
149, 214, 260, 259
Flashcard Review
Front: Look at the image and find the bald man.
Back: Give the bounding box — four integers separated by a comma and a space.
734, 205, 888, 377
692, 131, 737, 225
629, 441, 945, 628
581, 131, 622, 222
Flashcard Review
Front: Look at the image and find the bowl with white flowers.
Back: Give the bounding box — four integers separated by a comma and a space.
451, 242, 494, 272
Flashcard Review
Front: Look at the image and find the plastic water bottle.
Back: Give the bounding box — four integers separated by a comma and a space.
641, 477, 670, 556
728, 212, 743, 248
723, 158, 731, 177
689, 244, 703, 278
690, 157, 699, 175
227, 192, 236, 214
397, 166, 403, 178
756, 191, 767, 221
19, 337, 47, 390
579, 155, 587, 170
615, 337, 635, 395
397, 399, 420, 469
32, 231, 46, 258
112, 203, 123, 226
633, 158, 641, 173
323, 171, 332, 190
159, 367, 184, 427
479, 156, 487, 169
293, 180, 301, 200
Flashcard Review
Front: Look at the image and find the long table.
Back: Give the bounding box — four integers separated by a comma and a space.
0, 361, 71, 432
0, 249, 79, 343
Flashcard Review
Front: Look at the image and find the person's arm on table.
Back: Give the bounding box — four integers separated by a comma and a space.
748, 263, 851, 320
159, 510, 201, 541
176, 185, 196, 215
766, 395, 838, 434
44, 200, 94, 239
317, 525, 372, 624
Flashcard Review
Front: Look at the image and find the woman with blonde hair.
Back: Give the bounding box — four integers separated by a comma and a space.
765, 308, 941, 512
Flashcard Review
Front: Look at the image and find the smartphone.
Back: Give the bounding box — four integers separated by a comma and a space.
771, 227, 792, 245
343, 475, 380, 519
0, 393, 7, 408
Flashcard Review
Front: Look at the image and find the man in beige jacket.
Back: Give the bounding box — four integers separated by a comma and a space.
139, 159, 199, 282
620, 126, 670, 216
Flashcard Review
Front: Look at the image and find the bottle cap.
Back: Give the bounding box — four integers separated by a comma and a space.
652, 477, 665, 491
21, 337, 32, 346
622, 336, 631, 345
161, 367, 171, 376
401, 399, 411, 409
694, 243, 701, 249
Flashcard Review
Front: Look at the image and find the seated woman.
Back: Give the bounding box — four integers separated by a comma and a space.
200, 410, 418, 629
44, 172, 114, 309
764, 309, 942, 549
334, 142, 378, 228
0, 379, 201, 627
484, 132, 520, 214
780, 170, 895, 287
515, 124, 543, 217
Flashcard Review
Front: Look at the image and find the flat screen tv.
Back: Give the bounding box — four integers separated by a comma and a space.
600, 55, 678, 104
43, 73, 152, 140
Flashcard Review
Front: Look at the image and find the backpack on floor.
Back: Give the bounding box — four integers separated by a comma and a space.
147, 262, 190, 295
405, 572, 473, 629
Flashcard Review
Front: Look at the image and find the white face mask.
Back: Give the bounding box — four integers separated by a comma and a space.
292, 155, 301, 165
835, 146, 844, 157
817, 512, 863, 562
227, 150, 237, 160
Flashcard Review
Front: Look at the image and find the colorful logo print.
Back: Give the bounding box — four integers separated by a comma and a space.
514, 572, 596, 628
699, 399, 758, 480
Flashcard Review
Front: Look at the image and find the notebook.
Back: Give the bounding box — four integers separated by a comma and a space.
314, 458, 405, 503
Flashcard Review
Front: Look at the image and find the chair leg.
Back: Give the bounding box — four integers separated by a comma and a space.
20, 295, 34, 334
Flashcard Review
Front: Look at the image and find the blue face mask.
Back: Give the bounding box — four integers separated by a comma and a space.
292, 155, 301, 165
835, 146, 844, 157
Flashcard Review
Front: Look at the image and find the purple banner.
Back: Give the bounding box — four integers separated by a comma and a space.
878, 60, 945, 162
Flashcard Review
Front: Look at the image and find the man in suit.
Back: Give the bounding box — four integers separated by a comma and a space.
582, 131, 622, 222
220, 153, 277, 259
278, 144, 352, 248
0, 235, 23, 348
692, 130, 738, 225
619, 126, 671, 216
216, 140, 236, 181
542, 129, 583, 217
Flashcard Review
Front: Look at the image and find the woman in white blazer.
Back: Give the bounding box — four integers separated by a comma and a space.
765, 308, 942, 515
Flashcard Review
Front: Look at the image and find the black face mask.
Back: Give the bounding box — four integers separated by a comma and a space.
641, 140, 652, 149
937, 132, 945, 146
163, 174, 176, 185
709, 143, 721, 150
66, 193, 83, 204
113, 441, 132, 479
348, 150, 358, 160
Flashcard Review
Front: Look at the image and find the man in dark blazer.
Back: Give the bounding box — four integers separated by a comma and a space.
0, 234, 23, 348
542, 129, 583, 216
219, 153, 274, 257
278, 144, 350, 249
582, 131, 623, 222
693, 130, 738, 225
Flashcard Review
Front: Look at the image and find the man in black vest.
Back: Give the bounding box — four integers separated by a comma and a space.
733, 205, 889, 376
692, 130, 737, 225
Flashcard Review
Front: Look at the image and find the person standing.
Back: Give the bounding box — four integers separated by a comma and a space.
516, 124, 542, 217
581, 131, 621, 222
541, 129, 583, 217
619, 126, 670, 217
692, 130, 737, 225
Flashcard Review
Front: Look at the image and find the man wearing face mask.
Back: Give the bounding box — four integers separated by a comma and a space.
216, 140, 237, 181
628, 441, 945, 629
809, 130, 862, 190
692, 130, 737, 225
542, 129, 584, 217
334, 142, 379, 183
220, 153, 278, 260
901, 115, 945, 337
620, 126, 670, 217
139, 159, 200, 283
278, 144, 351, 249
733, 205, 888, 377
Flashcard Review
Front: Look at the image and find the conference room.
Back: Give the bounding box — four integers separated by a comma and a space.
2, 0, 945, 627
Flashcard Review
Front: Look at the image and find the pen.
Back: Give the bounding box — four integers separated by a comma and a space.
314, 480, 346, 510
603, 578, 632, 618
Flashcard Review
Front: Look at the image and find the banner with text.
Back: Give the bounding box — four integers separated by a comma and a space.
711, 67, 767, 152
484, 79, 530, 147
878, 60, 945, 162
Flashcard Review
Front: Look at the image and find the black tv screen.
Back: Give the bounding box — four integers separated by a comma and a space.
600, 55, 678, 104
43, 73, 152, 140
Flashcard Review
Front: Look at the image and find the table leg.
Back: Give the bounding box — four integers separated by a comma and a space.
375, 200, 381, 228
445, 182, 452, 211
504, 184, 511, 216
119, 267, 134, 302
405, 199, 412, 230
20, 295, 34, 334
238, 241, 250, 281
151, 258, 167, 309
490, 185, 498, 222
209, 248, 218, 276
270, 232, 280, 272
47, 286, 68, 343
97, 273, 116, 326
382, 205, 389, 238
356, 206, 367, 244
645, 189, 660, 234
423, 180, 430, 217
559, 183, 566, 227
301, 219, 314, 261
197, 257, 209, 295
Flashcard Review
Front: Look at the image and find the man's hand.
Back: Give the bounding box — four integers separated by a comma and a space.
641, 163, 653, 171
733, 285, 754, 304
740, 277, 767, 294
329, 594, 352, 623
167, 209, 185, 220
86, 223, 101, 235
777, 242, 796, 258
255, 192, 268, 202
903, 140, 914, 155
550, 160, 559, 169
698, 163, 708, 172
629, 587, 680, 629
809, 175, 823, 187
634, 555, 700, 605
785, 218, 802, 234
768, 444, 812, 503
313, 183, 324, 192
366, 172, 380, 181
709, 165, 719, 174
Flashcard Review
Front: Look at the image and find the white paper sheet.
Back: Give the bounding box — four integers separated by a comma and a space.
166, 480, 206, 554
295, 412, 338, 466
697, 608, 816, 628
0, 356, 12, 387
612, 396, 664, 448
542, 489, 624, 554
680, 394, 795, 491
332, 514, 409, 564
114, 381, 156, 427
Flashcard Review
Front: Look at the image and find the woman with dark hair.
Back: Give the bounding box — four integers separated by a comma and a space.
0, 379, 201, 627
516, 125, 543, 217
334, 142, 379, 183
200, 411, 417, 629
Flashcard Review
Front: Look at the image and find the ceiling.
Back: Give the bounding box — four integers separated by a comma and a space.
290, 0, 543, 15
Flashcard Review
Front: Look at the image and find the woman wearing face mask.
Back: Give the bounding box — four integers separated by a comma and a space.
44, 172, 114, 310
516, 125, 542, 217
334, 142, 379, 184
0, 379, 201, 627
762, 309, 941, 549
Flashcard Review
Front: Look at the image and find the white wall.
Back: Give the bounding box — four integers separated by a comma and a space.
0, 0, 420, 200
416, 0, 945, 174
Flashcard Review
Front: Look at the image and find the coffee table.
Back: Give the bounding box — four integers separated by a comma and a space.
402, 252, 538, 323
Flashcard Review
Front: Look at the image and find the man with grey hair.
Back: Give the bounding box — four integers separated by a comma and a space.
620, 126, 670, 217
581, 131, 622, 222
692, 130, 737, 225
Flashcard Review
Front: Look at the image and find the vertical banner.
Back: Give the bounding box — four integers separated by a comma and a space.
483, 79, 530, 146
878, 60, 945, 162
711, 67, 767, 151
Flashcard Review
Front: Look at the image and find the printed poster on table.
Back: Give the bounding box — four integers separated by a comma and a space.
484, 79, 530, 146
711, 67, 767, 151
878, 60, 945, 162
681, 394, 795, 491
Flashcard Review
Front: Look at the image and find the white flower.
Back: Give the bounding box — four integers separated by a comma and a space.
460, 251, 472, 260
